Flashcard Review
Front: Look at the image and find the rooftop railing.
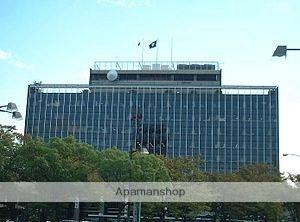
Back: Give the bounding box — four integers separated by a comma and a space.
29, 83, 277, 94
93, 61, 220, 71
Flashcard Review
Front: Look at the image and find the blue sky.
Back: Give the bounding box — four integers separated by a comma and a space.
1, 0, 300, 173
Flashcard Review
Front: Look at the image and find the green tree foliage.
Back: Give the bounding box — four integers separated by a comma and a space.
0, 125, 23, 181
11, 137, 102, 182
164, 156, 204, 182
96, 148, 171, 182
142, 156, 209, 221
238, 164, 282, 182
206, 164, 284, 221
0, 125, 290, 221
284, 173, 300, 221
131, 152, 170, 182
96, 148, 131, 182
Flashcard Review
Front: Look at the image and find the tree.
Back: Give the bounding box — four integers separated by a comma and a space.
238, 164, 282, 182
164, 156, 204, 182
0, 127, 103, 221
49, 137, 102, 182
96, 148, 172, 221
284, 173, 300, 221
96, 148, 131, 182
0, 125, 24, 181
11, 137, 102, 182
206, 164, 284, 221
145, 156, 210, 221
131, 152, 170, 182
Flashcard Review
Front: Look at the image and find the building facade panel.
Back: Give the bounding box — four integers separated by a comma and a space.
25, 84, 279, 173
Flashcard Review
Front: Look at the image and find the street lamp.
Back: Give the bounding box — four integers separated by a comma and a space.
272, 45, 300, 57
129, 147, 149, 222
0, 102, 23, 120
283, 153, 300, 158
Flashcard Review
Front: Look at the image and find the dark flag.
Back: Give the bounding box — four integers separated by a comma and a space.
138, 42, 141, 46
149, 40, 157, 49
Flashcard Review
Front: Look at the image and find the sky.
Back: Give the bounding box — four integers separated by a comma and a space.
0, 0, 300, 174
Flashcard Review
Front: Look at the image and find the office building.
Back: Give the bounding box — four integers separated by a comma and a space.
25, 61, 279, 173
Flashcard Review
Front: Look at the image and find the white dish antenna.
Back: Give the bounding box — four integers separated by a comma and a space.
107, 70, 118, 81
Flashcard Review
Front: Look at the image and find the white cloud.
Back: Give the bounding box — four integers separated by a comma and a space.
10, 59, 32, 70
0, 49, 12, 60
96, 0, 151, 8
270, 0, 292, 14
0, 48, 31, 70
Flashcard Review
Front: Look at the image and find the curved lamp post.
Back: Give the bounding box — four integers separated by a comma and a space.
272, 45, 300, 57
0, 102, 23, 120
283, 153, 300, 158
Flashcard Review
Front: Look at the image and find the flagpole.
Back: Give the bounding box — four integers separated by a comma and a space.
156, 39, 158, 64
142, 39, 144, 65
170, 37, 173, 67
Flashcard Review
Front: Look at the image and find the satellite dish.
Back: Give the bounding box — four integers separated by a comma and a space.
107, 70, 118, 81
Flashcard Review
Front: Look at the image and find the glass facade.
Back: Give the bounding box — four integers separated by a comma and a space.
25, 84, 279, 173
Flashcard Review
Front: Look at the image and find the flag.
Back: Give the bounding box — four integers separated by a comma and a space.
149, 40, 157, 49
138, 42, 141, 47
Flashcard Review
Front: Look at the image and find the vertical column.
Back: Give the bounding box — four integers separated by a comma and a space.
36, 87, 43, 137
72, 88, 79, 137
172, 88, 176, 158
160, 88, 164, 155
256, 94, 259, 164
42, 88, 49, 140
250, 90, 253, 165
48, 89, 54, 140
66, 90, 71, 138
210, 89, 214, 173
24, 86, 31, 135
204, 88, 208, 172
275, 88, 279, 168
79, 90, 84, 142
147, 88, 151, 154
54, 88, 60, 138
109, 87, 115, 148
154, 88, 157, 154
198, 88, 201, 157
97, 88, 102, 150
103, 88, 108, 147
217, 89, 220, 173
269, 89, 272, 165
31, 86, 37, 136
141, 88, 145, 152
166, 88, 170, 156
230, 93, 233, 173
185, 88, 189, 156
191, 88, 195, 156
179, 87, 183, 157
237, 90, 240, 171
263, 90, 266, 163
128, 87, 133, 151
85, 89, 90, 143
91, 87, 96, 147
224, 90, 227, 173
121, 87, 126, 151
60, 89, 66, 138
243, 93, 246, 167
116, 87, 121, 149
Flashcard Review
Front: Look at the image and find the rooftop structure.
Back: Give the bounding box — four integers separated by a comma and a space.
90, 61, 221, 87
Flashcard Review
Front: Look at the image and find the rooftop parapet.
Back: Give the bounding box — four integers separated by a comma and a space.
93, 61, 220, 71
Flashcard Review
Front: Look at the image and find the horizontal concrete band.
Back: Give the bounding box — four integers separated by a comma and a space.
0, 182, 299, 202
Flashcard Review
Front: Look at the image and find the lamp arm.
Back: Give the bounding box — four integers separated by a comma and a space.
0, 109, 12, 114
287, 48, 300, 51
290, 154, 300, 157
